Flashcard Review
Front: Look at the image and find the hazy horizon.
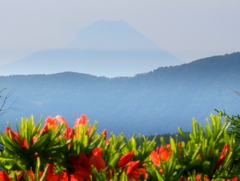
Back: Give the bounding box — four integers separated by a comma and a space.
0, 19, 185, 77
1, 1, 239, 69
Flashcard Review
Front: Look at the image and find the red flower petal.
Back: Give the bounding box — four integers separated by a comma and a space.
117, 150, 134, 168
22, 137, 28, 149
0, 171, 11, 181
70, 153, 90, 170
92, 147, 103, 157
102, 129, 107, 140
195, 174, 210, 181
89, 156, 106, 172
44, 117, 58, 130
64, 127, 74, 140
6, 127, 19, 140
46, 163, 55, 180
55, 115, 68, 128
150, 150, 160, 167
73, 165, 91, 180
126, 161, 140, 175
158, 145, 171, 161
215, 143, 229, 170
86, 126, 93, 135
75, 115, 88, 126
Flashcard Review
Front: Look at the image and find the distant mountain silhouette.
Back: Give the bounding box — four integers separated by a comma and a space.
0, 52, 239, 136
67, 20, 161, 51
0, 20, 183, 77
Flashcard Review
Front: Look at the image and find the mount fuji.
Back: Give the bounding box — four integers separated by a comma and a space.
0, 20, 183, 77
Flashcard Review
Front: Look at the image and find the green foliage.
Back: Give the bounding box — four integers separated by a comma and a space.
146, 132, 190, 148
215, 109, 240, 143
0, 113, 239, 180
177, 114, 239, 180
124, 134, 156, 162
1, 116, 66, 172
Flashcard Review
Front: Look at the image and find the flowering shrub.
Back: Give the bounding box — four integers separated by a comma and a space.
0, 113, 239, 181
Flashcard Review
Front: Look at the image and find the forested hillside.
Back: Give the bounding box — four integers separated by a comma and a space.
0, 52, 240, 135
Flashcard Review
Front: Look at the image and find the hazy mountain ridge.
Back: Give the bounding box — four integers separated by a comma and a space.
0, 52, 240, 135
0, 50, 181, 77
0, 20, 183, 77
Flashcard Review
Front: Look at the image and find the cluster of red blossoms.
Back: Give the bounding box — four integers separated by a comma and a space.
0, 114, 239, 181
150, 143, 238, 181
0, 115, 149, 181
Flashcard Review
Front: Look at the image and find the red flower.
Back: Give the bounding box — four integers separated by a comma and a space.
102, 129, 107, 140
55, 115, 68, 128
6, 127, 28, 149
41, 116, 68, 133
86, 126, 93, 135
89, 155, 106, 172
70, 153, 91, 178
46, 163, 55, 180
41, 117, 57, 133
73, 114, 93, 136
215, 143, 229, 170
89, 147, 106, 172
195, 175, 210, 181
75, 114, 88, 126
70, 147, 106, 180
64, 127, 74, 140
6, 127, 19, 140
17, 170, 44, 181
47, 172, 66, 181
91, 147, 103, 157
126, 161, 148, 181
117, 150, 134, 168
22, 137, 28, 149
0, 171, 11, 181
228, 177, 238, 181
150, 144, 171, 167
179, 175, 210, 181
44, 163, 79, 181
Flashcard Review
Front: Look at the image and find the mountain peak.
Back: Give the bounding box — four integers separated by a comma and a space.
0, 20, 183, 77
66, 20, 162, 51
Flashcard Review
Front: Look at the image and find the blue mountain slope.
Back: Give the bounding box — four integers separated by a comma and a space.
0, 52, 239, 135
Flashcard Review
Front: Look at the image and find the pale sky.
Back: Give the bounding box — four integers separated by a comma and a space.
0, 0, 240, 66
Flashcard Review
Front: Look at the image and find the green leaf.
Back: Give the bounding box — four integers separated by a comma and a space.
191, 143, 201, 160
108, 152, 120, 168
0, 155, 14, 162
31, 134, 50, 152
203, 161, 210, 170
40, 164, 49, 181
178, 127, 190, 141
35, 157, 41, 181
189, 159, 201, 167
